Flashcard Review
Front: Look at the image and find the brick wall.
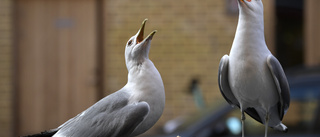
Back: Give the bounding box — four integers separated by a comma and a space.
0, 0, 13, 136
103, 0, 238, 135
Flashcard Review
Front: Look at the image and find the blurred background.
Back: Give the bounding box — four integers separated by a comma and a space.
0, 0, 320, 136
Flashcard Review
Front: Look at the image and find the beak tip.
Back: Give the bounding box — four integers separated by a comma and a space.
143, 18, 148, 24
151, 30, 157, 36
147, 30, 157, 40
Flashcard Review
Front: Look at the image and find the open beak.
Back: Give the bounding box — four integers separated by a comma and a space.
136, 19, 157, 44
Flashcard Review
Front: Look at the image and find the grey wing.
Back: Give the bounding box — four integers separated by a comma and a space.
55, 91, 150, 137
218, 55, 239, 107
267, 55, 291, 120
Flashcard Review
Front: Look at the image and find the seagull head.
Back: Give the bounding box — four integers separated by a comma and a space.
125, 19, 157, 70
238, 0, 264, 17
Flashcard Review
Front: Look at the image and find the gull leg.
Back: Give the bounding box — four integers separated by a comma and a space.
241, 110, 245, 137
265, 113, 269, 137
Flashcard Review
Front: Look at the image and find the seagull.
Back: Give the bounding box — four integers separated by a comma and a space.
218, 0, 290, 137
25, 19, 165, 137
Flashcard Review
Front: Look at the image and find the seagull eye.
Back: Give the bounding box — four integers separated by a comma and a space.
128, 39, 133, 46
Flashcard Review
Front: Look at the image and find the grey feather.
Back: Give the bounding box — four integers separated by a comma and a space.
267, 55, 290, 120
218, 55, 239, 107
54, 90, 150, 137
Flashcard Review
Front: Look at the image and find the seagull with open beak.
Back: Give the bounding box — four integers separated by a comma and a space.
25, 19, 165, 137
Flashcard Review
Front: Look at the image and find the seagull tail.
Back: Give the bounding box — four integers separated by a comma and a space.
22, 129, 58, 137
273, 122, 288, 133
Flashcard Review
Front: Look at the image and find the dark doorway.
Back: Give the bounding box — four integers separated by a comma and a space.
276, 0, 304, 69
